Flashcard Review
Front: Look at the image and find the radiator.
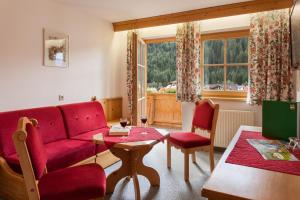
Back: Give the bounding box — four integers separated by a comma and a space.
197, 110, 255, 148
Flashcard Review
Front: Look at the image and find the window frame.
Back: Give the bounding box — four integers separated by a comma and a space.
144, 37, 176, 44
201, 30, 249, 101
144, 37, 177, 93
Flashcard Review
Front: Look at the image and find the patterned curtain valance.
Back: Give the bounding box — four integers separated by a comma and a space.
249, 9, 295, 105
176, 22, 201, 102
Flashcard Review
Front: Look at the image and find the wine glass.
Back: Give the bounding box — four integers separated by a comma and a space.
140, 116, 148, 135
120, 118, 128, 129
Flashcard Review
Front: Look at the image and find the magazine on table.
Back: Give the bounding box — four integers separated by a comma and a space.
247, 139, 298, 161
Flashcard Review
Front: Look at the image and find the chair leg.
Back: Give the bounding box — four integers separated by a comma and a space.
209, 146, 215, 172
184, 151, 189, 181
167, 140, 171, 169
192, 152, 196, 164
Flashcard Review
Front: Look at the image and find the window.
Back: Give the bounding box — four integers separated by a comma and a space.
201, 30, 249, 99
146, 37, 176, 93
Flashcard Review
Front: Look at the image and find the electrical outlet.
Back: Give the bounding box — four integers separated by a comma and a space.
58, 95, 64, 101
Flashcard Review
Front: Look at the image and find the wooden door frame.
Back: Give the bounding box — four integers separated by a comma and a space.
132, 36, 147, 125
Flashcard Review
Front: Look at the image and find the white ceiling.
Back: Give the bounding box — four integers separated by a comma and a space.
53, 0, 252, 22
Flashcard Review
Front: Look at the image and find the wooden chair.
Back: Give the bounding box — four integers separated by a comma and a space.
167, 99, 219, 181
13, 117, 106, 200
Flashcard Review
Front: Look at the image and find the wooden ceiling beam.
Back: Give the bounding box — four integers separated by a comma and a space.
112, 0, 293, 32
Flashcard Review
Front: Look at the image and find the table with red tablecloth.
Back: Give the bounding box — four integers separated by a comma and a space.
202, 126, 300, 200
93, 127, 169, 200
226, 131, 300, 176
102, 127, 166, 148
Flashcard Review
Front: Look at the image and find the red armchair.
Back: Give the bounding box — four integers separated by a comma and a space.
13, 117, 106, 200
167, 99, 219, 181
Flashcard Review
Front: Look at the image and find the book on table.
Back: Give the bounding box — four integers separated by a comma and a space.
109, 125, 130, 136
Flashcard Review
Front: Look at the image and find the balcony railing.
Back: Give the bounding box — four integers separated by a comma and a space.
147, 93, 182, 128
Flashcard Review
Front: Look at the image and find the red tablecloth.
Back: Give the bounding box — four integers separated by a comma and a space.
103, 127, 166, 148
226, 131, 300, 176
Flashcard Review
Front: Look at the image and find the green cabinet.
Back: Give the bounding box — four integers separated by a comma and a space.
262, 101, 298, 141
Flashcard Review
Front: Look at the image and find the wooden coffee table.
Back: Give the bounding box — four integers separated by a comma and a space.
93, 128, 169, 200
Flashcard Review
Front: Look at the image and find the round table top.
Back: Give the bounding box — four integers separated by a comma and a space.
93, 127, 169, 150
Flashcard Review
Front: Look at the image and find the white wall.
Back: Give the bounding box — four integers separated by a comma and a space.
0, 0, 122, 111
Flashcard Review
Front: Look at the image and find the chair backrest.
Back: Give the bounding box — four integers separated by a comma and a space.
191, 99, 219, 141
13, 117, 48, 200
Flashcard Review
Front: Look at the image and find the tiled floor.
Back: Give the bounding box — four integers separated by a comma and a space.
104, 141, 223, 200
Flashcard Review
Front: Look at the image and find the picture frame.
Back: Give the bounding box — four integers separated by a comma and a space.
43, 28, 69, 68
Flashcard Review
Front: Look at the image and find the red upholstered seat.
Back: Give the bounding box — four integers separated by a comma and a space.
5, 140, 98, 173
0, 107, 67, 158
192, 101, 215, 130
44, 139, 95, 171
169, 132, 211, 148
38, 163, 106, 200
71, 128, 109, 153
71, 128, 109, 141
58, 101, 108, 138
169, 101, 214, 149
167, 100, 219, 181
26, 124, 48, 179
18, 119, 106, 200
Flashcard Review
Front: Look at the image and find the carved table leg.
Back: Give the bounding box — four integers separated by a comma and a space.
106, 148, 130, 194
106, 145, 160, 200
135, 146, 160, 186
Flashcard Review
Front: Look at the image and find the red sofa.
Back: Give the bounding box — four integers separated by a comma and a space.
0, 101, 110, 200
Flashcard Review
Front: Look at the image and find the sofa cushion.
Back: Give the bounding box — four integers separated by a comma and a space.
6, 139, 99, 174
0, 107, 67, 157
45, 139, 96, 172
39, 163, 106, 200
58, 102, 107, 138
169, 132, 211, 148
71, 128, 109, 141
71, 128, 109, 154
26, 123, 48, 180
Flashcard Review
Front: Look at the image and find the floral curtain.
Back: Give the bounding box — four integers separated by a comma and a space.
176, 22, 201, 102
249, 9, 294, 104
127, 31, 137, 123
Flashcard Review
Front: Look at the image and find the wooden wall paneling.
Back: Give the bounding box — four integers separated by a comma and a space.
98, 97, 122, 122
98, 99, 109, 119
107, 98, 122, 121
147, 93, 182, 128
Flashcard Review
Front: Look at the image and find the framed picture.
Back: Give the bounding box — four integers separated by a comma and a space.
43, 29, 69, 68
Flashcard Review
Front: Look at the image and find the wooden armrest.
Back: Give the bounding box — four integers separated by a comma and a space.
0, 156, 28, 200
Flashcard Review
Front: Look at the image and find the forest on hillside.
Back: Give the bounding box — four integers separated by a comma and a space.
203, 38, 248, 91
147, 42, 176, 89
147, 38, 248, 91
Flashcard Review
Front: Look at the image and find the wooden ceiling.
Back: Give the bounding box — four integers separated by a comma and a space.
113, 0, 293, 32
